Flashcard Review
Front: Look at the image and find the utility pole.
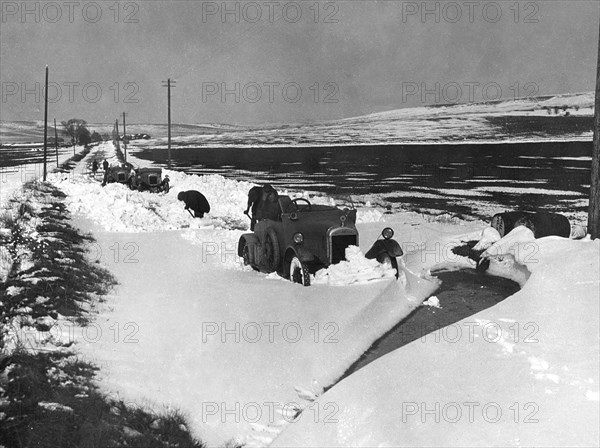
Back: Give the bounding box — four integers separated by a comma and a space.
115, 119, 121, 152
161, 78, 176, 168
43, 65, 48, 181
54, 118, 59, 167
590, 20, 600, 239
122, 112, 128, 162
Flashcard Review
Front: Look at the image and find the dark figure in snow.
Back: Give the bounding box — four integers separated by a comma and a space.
91, 160, 98, 176
255, 184, 280, 222
244, 184, 278, 230
178, 190, 210, 218
160, 175, 170, 192
102, 159, 109, 171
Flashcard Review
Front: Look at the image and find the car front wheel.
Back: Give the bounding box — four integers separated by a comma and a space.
289, 256, 311, 287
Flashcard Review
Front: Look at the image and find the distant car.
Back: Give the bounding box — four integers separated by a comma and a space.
237, 196, 403, 286
104, 165, 131, 185
129, 167, 169, 193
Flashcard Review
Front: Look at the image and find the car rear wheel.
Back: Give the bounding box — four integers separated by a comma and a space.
263, 228, 281, 272
289, 256, 311, 287
377, 253, 399, 279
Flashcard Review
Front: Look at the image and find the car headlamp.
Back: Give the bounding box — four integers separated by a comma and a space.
382, 227, 394, 239
293, 232, 304, 244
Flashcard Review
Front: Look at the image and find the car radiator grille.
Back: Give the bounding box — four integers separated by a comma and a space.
148, 175, 158, 185
331, 235, 357, 264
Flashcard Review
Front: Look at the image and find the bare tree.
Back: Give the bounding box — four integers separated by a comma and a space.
61, 118, 89, 146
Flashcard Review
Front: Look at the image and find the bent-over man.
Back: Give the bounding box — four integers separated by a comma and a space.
178, 190, 211, 218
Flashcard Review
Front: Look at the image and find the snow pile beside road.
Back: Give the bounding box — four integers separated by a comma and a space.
49, 170, 251, 232
313, 246, 396, 285
49, 167, 384, 233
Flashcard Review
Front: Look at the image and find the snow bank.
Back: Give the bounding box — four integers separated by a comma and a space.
49, 163, 384, 234
271, 234, 600, 447
49, 169, 251, 232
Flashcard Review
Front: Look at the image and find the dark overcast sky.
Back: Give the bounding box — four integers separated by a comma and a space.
1, 0, 598, 125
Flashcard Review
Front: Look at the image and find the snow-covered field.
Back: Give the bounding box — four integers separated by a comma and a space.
128, 92, 594, 148
1, 92, 593, 151
3, 141, 598, 447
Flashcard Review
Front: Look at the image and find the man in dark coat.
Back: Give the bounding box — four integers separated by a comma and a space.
244, 184, 278, 230
178, 190, 210, 218
102, 159, 109, 171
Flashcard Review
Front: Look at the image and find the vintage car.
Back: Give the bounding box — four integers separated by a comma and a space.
237, 196, 403, 286
491, 211, 570, 238
103, 165, 131, 186
129, 167, 169, 193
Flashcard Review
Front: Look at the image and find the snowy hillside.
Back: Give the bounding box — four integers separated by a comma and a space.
2, 92, 594, 147
139, 92, 594, 148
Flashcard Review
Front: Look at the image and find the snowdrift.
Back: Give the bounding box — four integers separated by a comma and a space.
271, 234, 600, 447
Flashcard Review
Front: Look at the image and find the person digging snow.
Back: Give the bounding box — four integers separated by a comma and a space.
178, 190, 211, 218
244, 184, 278, 230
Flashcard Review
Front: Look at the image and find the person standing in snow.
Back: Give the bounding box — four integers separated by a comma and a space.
102, 160, 110, 186
178, 190, 210, 218
255, 184, 280, 222
244, 184, 278, 230
244, 185, 263, 230
91, 160, 98, 176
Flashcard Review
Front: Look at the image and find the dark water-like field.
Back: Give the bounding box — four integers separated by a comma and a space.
133, 140, 592, 222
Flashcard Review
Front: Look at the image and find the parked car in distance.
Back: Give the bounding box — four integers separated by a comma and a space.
237, 195, 403, 286
129, 167, 170, 193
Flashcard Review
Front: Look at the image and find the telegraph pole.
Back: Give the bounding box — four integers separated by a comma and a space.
54, 118, 59, 166
122, 112, 128, 162
161, 78, 176, 168
43, 65, 48, 181
589, 20, 600, 239
115, 119, 121, 152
